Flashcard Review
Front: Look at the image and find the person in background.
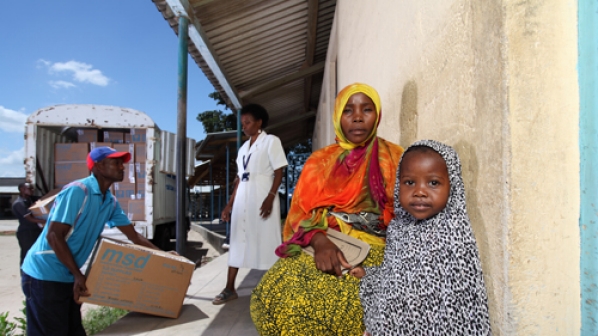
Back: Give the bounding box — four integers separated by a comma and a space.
213, 104, 288, 305
12, 182, 45, 266
21, 147, 163, 336
250, 83, 404, 335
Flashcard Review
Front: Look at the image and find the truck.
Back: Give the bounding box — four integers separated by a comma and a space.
24, 104, 196, 250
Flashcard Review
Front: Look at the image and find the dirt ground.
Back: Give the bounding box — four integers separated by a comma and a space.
0, 219, 220, 321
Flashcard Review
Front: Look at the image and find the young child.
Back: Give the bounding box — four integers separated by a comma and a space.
350, 140, 491, 336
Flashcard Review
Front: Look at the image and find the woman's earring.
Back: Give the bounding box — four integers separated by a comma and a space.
258, 129, 262, 134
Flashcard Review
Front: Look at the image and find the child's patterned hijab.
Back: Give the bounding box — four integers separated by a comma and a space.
360, 140, 492, 335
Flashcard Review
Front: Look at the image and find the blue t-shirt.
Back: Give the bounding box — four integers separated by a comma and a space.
22, 175, 130, 282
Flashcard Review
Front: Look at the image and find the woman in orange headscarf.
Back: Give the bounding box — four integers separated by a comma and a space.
250, 83, 404, 335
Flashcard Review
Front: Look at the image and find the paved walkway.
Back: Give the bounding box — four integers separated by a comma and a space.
97, 247, 263, 335
0, 219, 262, 335
0, 220, 25, 319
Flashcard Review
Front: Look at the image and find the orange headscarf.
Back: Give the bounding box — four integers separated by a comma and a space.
276, 83, 403, 257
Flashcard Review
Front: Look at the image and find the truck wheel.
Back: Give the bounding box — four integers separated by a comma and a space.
153, 225, 172, 250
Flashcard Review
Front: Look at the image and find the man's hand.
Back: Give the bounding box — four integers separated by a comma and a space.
73, 273, 89, 304
310, 232, 353, 277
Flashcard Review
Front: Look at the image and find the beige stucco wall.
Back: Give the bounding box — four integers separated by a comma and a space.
314, 0, 580, 334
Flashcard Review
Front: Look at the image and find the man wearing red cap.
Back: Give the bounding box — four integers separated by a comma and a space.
21, 146, 161, 336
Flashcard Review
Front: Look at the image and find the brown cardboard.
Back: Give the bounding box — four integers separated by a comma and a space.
81, 239, 194, 318
135, 163, 146, 184
136, 182, 145, 199
113, 144, 135, 163
103, 131, 124, 143
130, 129, 147, 143
90, 142, 112, 150
113, 182, 136, 210
134, 143, 146, 162
77, 129, 98, 143
29, 188, 61, 219
124, 129, 147, 143
55, 162, 89, 186
123, 163, 135, 183
55, 143, 89, 162
128, 200, 145, 221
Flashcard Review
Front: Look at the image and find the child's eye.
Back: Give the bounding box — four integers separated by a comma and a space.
343, 108, 352, 114
403, 180, 414, 186
429, 181, 440, 186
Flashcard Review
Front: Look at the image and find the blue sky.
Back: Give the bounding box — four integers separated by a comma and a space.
0, 1, 223, 177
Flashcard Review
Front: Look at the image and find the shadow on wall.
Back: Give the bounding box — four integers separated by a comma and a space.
400, 80, 418, 147
453, 140, 493, 309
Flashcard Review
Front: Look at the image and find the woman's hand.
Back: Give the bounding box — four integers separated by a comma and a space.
221, 204, 233, 222
310, 232, 353, 277
260, 193, 275, 219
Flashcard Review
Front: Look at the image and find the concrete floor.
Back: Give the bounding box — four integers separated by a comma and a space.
0, 219, 262, 335
96, 252, 263, 336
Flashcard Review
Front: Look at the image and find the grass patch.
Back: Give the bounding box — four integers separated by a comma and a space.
82, 306, 128, 335
0, 302, 27, 336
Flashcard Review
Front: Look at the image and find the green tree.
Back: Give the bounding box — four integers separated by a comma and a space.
196, 92, 237, 133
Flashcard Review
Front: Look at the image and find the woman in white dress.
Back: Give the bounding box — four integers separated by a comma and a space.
213, 104, 288, 305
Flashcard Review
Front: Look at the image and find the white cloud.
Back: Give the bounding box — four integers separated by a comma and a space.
49, 80, 76, 89
37, 59, 51, 68
49, 60, 110, 86
0, 106, 28, 133
0, 147, 25, 177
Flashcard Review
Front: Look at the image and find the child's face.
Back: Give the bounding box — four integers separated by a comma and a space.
398, 150, 450, 220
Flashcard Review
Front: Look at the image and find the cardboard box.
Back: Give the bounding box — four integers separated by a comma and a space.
124, 163, 135, 183
136, 182, 145, 199
29, 188, 61, 219
90, 142, 112, 150
55, 162, 89, 185
81, 239, 194, 318
134, 143, 146, 162
125, 129, 147, 143
103, 131, 124, 143
77, 129, 98, 143
135, 163, 146, 184
127, 199, 145, 221
55, 143, 89, 162
113, 183, 136, 209
113, 144, 135, 161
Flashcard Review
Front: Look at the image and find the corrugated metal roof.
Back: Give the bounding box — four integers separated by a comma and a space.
152, 0, 336, 149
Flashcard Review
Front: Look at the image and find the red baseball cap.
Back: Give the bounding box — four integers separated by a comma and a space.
87, 146, 131, 170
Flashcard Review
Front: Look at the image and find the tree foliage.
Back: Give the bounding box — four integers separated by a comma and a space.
196, 92, 237, 133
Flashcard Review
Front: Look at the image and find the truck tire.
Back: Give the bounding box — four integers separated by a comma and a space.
153, 224, 173, 250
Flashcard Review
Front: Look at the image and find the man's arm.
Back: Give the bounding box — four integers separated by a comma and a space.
46, 221, 89, 302
24, 213, 46, 225
116, 224, 160, 250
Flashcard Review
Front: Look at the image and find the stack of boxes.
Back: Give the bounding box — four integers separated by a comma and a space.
53, 128, 147, 221
54, 139, 91, 189
129, 129, 146, 221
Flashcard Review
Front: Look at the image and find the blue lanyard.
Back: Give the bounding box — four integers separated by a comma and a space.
243, 154, 252, 171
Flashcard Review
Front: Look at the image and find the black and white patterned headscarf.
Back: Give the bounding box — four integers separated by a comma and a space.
360, 140, 491, 336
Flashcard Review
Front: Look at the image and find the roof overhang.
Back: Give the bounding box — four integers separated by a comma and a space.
152, 0, 336, 149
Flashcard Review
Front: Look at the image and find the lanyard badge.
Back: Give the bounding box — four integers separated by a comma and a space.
242, 154, 252, 182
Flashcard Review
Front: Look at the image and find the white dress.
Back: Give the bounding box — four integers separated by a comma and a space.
229, 131, 288, 270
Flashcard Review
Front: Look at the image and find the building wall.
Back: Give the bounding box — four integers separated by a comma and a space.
313, 0, 580, 334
